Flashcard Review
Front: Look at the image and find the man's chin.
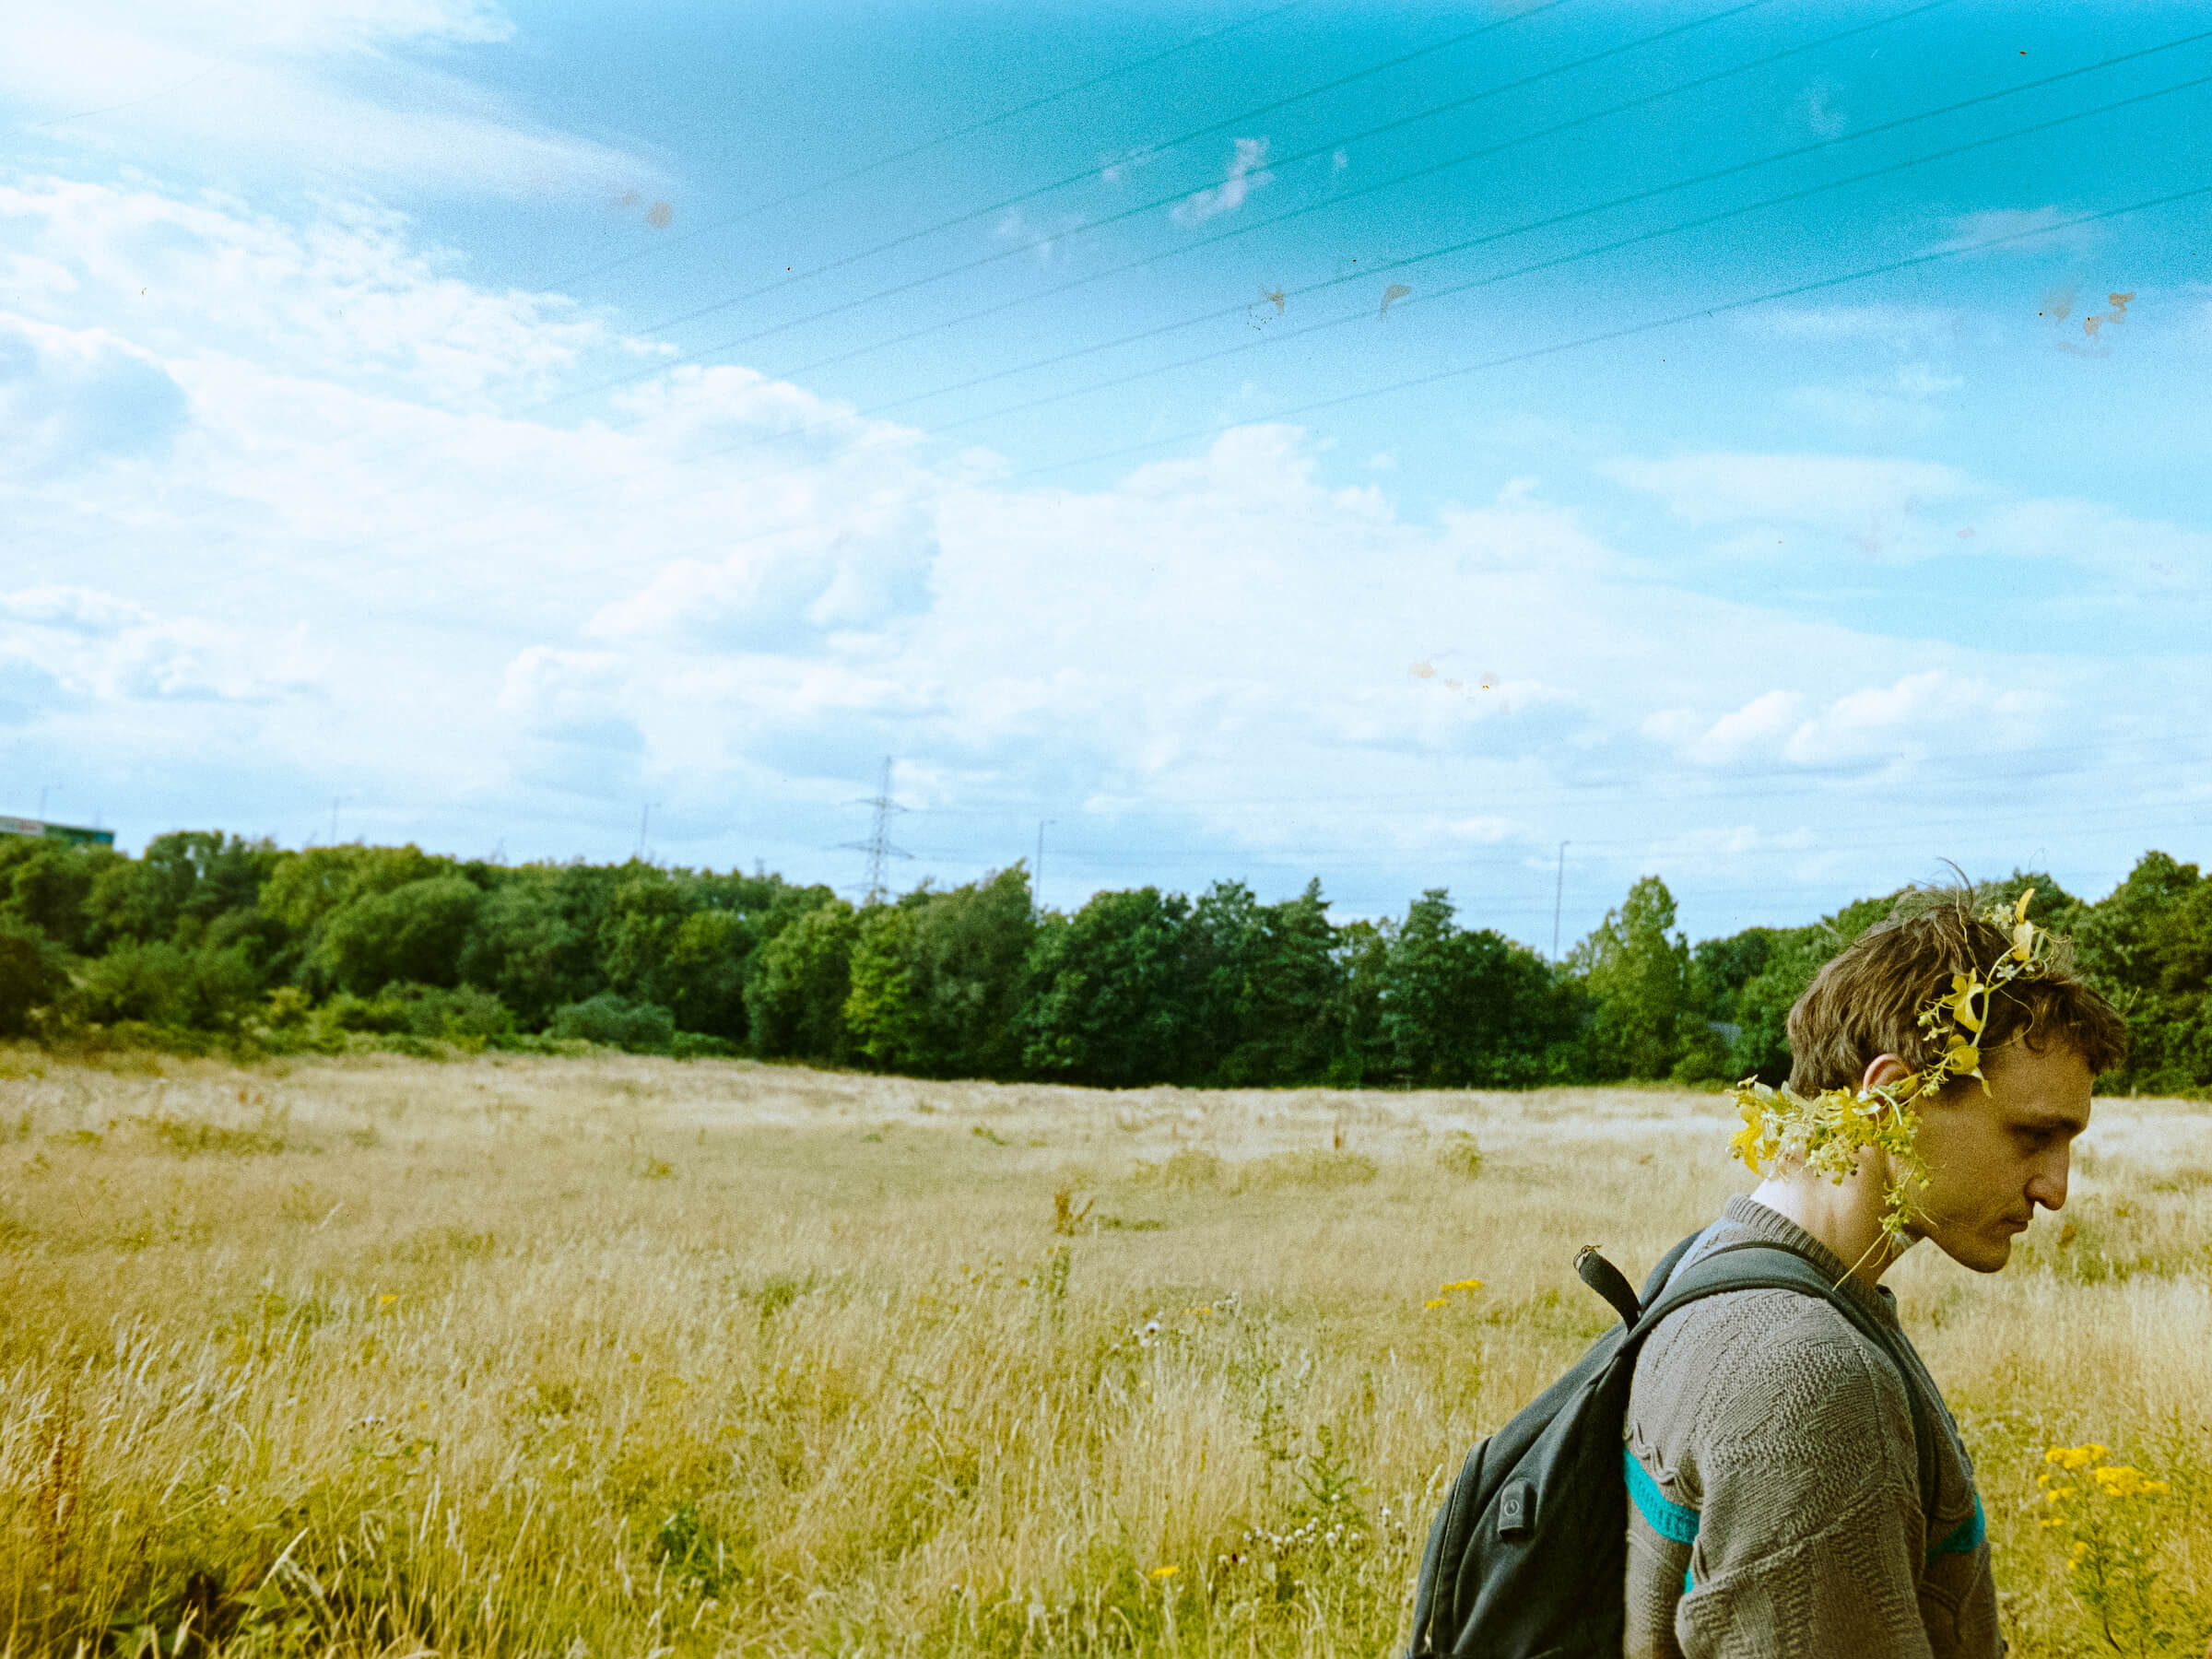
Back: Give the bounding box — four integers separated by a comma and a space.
1935, 1230, 2015, 1274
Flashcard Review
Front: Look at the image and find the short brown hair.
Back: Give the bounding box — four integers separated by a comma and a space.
1786, 886, 2127, 1095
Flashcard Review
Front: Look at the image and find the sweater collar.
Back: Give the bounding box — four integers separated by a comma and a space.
1717, 1193, 1901, 1330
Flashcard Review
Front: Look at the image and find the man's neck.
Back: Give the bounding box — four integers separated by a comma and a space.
1747, 1171, 1911, 1290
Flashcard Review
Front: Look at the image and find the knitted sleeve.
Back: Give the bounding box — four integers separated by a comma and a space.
1630, 1287, 1933, 1659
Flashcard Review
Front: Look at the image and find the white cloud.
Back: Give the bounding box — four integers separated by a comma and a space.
1786, 364, 1965, 435
1171, 138, 1272, 227
0, 584, 320, 703
1645, 675, 2054, 777
5, 165, 2198, 929
1927, 206, 2101, 259
0, 586, 155, 635
1782, 671, 2051, 768
5, 1, 648, 198
1797, 82, 1848, 138
1, 179, 621, 404
1098, 146, 1160, 188
0, 314, 188, 477
1745, 304, 1963, 352
1602, 451, 1972, 526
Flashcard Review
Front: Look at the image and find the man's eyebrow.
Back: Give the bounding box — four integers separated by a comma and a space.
2016, 1111, 2090, 1134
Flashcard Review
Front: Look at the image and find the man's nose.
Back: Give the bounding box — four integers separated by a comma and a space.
2028, 1148, 2070, 1212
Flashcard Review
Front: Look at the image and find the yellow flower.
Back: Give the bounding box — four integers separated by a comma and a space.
2089, 1465, 2166, 1499
378, 1293, 397, 1308
1422, 1298, 1448, 1310
1439, 1278, 1484, 1293
1950, 978, 1987, 1035
1728, 1099, 1766, 1173
2044, 1444, 2108, 1471
1150, 1565, 1178, 1580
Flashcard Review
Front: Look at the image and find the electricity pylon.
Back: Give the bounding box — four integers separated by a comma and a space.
840, 756, 912, 904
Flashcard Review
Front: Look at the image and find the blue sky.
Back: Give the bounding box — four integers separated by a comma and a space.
4, 0, 2209, 946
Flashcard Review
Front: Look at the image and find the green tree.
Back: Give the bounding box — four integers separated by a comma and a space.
2075, 853, 2210, 1094
1571, 877, 1695, 1080
1691, 928, 1777, 1028
457, 865, 613, 1029
661, 908, 755, 1041
844, 900, 924, 1069
72, 939, 261, 1031
317, 875, 484, 994
1175, 878, 1350, 1086
1725, 894, 1895, 1083
1330, 917, 1391, 1087
0, 839, 120, 954
746, 898, 858, 1062
1018, 887, 1199, 1087
592, 866, 765, 1040
896, 867, 1036, 1078
258, 842, 452, 941
1378, 889, 1568, 1087
89, 831, 283, 950
0, 913, 68, 1036
598, 868, 689, 1002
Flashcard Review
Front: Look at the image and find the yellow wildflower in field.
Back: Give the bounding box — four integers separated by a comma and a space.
2031, 1442, 2190, 1654
2046, 1443, 2110, 1471
1150, 1565, 1178, 1581
2089, 1465, 2171, 1498
1439, 1278, 1484, 1292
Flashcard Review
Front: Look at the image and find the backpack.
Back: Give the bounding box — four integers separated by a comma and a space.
1401, 1230, 1942, 1659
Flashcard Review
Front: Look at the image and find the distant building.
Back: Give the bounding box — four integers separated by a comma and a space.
0, 815, 115, 850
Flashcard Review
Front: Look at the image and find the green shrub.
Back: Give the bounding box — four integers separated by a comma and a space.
0, 915, 68, 1036
550, 993, 675, 1052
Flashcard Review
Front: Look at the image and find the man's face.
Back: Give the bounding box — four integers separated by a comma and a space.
1907, 1039, 2094, 1272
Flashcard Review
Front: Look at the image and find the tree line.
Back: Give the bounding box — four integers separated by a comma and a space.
0, 830, 2205, 1094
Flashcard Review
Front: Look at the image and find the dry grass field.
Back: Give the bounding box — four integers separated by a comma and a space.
3, 1048, 2206, 1657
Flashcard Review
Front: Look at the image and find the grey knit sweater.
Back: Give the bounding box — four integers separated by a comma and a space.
1622, 1196, 1999, 1659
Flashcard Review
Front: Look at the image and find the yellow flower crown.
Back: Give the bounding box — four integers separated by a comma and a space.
1725, 889, 2056, 1246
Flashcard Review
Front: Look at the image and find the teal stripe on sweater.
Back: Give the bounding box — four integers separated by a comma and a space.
1624, 1447, 1700, 1545
1928, 1496, 1985, 1561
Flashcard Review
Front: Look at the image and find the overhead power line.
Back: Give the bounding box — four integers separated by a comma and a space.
545, 0, 1774, 412
550, 0, 1315, 293
276, 79, 2211, 580
562, 23, 2199, 485
916, 67, 2212, 441
606, 0, 1592, 342
56, 0, 1583, 563
248, 0, 1871, 549
762, 0, 1959, 389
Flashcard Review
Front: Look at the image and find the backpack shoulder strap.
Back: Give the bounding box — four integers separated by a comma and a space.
1637, 1229, 1706, 1305
1634, 1241, 1941, 1530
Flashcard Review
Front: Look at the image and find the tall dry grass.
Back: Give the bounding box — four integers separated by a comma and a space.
1, 1047, 2206, 1655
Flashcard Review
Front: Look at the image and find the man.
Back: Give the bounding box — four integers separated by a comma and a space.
1623, 892, 2127, 1657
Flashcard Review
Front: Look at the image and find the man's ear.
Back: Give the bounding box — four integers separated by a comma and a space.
1862, 1053, 1915, 1094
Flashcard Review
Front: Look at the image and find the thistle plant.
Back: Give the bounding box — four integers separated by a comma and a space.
1725, 890, 2057, 1249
